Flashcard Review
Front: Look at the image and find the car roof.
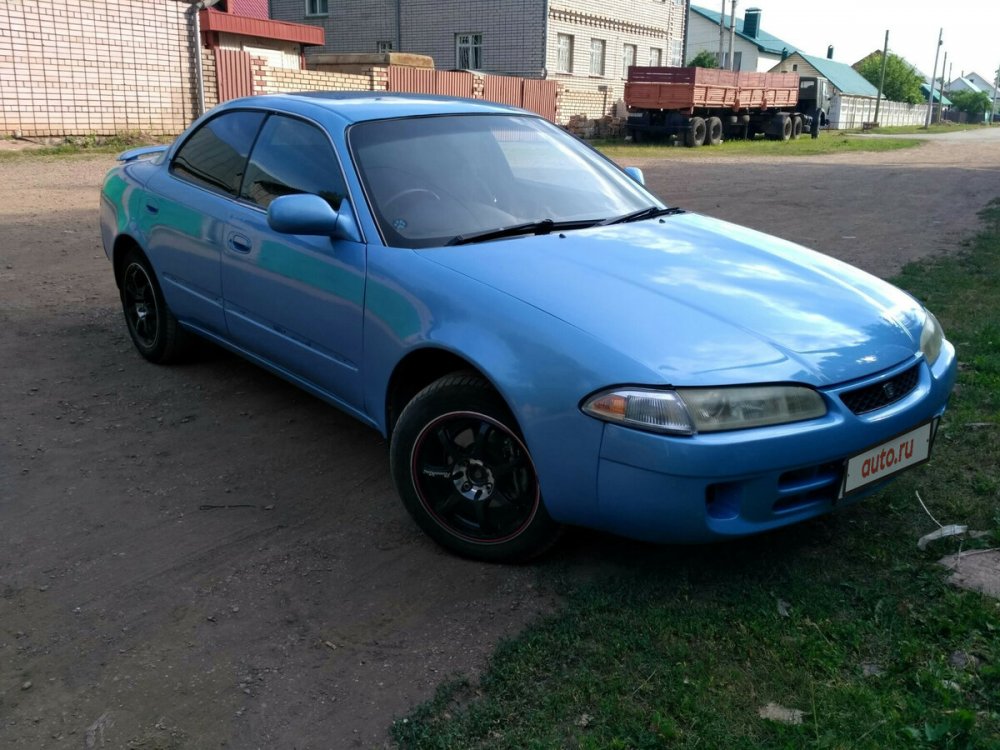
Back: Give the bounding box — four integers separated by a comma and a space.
218, 92, 533, 124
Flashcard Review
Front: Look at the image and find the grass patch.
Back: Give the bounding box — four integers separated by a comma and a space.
594, 134, 923, 159
393, 201, 1000, 750
848, 123, 990, 136
0, 132, 161, 161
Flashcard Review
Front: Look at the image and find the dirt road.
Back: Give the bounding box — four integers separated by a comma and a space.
2, 133, 998, 749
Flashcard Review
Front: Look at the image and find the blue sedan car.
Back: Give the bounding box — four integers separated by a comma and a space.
99, 93, 957, 561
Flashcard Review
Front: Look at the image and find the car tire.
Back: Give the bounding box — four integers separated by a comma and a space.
390, 373, 560, 562
119, 248, 188, 364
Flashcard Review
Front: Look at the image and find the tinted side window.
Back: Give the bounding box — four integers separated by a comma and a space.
241, 115, 346, 210
172, 111, 265, 196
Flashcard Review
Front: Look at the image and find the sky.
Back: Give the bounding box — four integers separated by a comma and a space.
706, 0, 1000, 85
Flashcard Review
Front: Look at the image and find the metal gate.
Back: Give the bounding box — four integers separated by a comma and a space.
521, 79, 558, 122
483, 75, 557, 121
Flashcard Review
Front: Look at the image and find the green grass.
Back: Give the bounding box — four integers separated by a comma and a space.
594, 134, 923, 159
0, 132, 160, 161
848, 123, 990, 136
393, 200, 1000, 750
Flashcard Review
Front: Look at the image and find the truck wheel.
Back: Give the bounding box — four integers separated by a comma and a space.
766, 116, 792, 141
791, 116, 803, 139
706, 117, 723, 146
684, 117, 707, 147
781, 116, 793, 141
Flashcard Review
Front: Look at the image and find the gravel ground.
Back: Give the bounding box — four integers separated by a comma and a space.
1, 132, 998, 749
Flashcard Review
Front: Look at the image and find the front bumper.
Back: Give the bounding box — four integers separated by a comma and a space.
591, 345, 957, 543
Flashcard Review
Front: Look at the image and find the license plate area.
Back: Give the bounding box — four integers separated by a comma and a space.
839, 420, 937, 498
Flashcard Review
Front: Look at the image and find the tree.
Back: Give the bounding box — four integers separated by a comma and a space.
856, 52, 924, 104
948, 90, 993, 119
686, 50, 719, 69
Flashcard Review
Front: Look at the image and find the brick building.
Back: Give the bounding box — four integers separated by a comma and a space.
271, 0, 688, 118
1, 0, 322, 137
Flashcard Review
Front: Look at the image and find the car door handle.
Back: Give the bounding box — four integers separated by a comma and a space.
227, 233, 252, 253
145, 202, 159, 214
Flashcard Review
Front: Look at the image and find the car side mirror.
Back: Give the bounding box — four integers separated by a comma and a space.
267, 194, 361, 243
624, 167, 645, 186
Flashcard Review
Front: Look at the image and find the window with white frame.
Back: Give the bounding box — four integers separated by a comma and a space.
306, 0, 328, 16
377, 41, 393, 54
556, 33, 573, 73
456, 33, 482, 69
622, 44, 636, 77
649, 47, 662, 67
589, 39, 606, 76
668, 39, 683, 67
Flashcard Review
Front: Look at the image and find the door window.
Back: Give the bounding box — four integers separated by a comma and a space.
240, 115, 347, 210
171, 111, 265, 196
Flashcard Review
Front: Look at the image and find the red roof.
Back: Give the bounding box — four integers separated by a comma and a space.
200, 9, 324, 47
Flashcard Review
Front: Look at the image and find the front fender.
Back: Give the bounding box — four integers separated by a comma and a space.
361, 248, 658, 526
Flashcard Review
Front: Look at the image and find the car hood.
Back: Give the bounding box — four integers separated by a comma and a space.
419, 213, 924, 386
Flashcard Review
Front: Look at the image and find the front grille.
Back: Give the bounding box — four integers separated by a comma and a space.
840, 364, 919, 415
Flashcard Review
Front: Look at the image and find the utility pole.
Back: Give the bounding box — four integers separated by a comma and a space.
937, 50, 947, 123
873, 30, 889, 125
924, 28, 942, 128
992, 65, 1000, 126
718, 0, 726, 66
727, 0, 737, 70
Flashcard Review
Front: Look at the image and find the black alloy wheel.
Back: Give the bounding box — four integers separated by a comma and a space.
120, 249, 187, 363
390, 374, 560, 561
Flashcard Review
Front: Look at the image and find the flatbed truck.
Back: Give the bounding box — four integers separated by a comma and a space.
624, 66, 830, 146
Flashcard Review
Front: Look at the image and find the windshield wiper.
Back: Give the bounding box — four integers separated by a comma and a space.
448, 218, 602, 246
599, 206, 685, 225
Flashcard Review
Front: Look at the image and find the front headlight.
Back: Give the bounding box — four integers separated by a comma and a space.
920, 309, 944, 366
582, 385, 827, 435
676, 385, 827, 432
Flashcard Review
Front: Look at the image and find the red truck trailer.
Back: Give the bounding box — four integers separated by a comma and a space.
624, 66, 830, 146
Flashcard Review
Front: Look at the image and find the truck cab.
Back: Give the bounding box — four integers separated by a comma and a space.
797, 76, 831, 127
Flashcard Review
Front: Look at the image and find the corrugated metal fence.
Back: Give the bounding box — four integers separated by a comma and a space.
214, 49, 254, 102
387, 68, 476, 98
521, 80, 558, 122
387, 68, 557, 121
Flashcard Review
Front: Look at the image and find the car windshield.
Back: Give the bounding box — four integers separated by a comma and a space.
349, 114, 662, 248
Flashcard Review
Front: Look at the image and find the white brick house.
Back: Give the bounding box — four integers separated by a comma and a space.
271, 0, 688, 118
686, 5, 796, 73
1, 0, 323, 137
